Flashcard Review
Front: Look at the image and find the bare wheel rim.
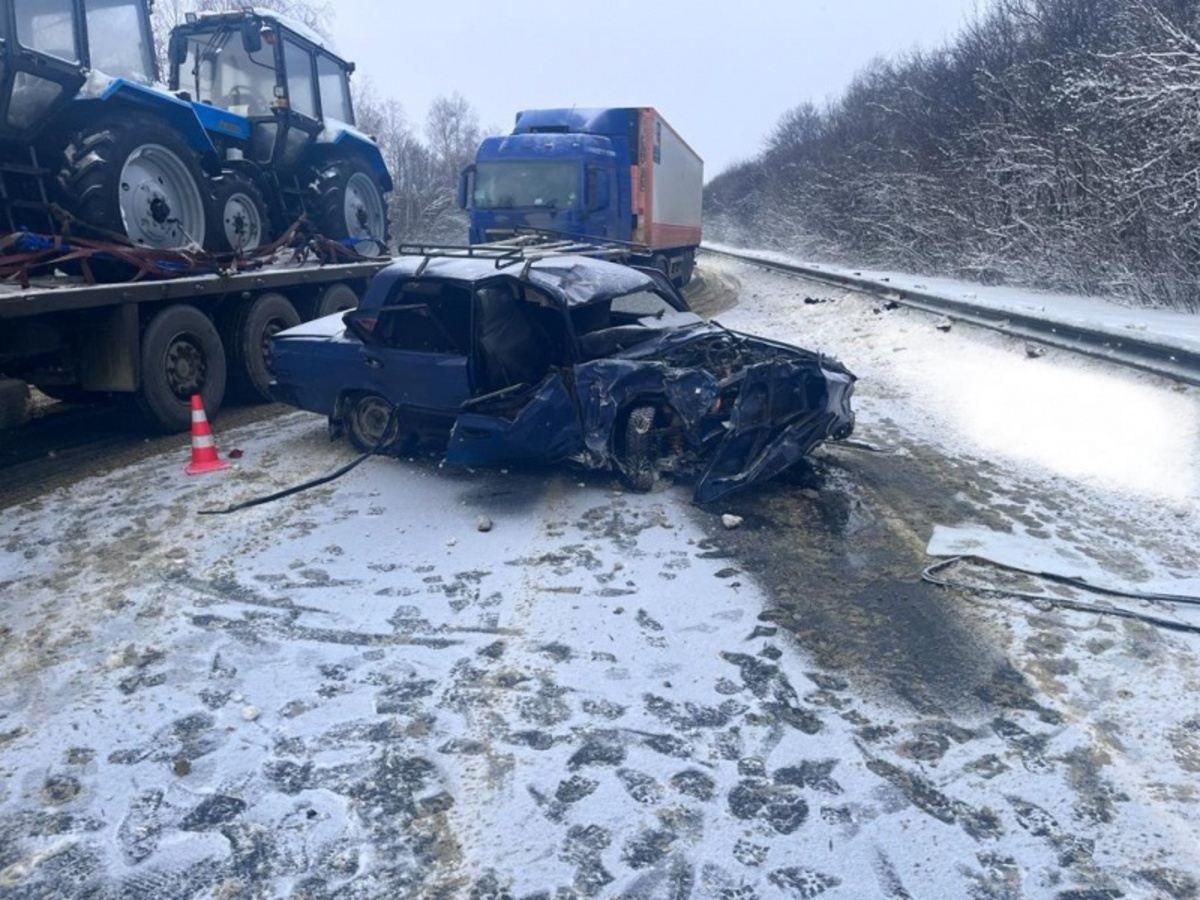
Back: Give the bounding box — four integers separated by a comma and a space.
222, 190, 264, 252
343, 172, 385, 252
119, 144, 206, 249
350, 395, 394, 447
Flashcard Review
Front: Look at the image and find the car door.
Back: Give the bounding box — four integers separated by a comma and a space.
343, 302, 470, 427
446, 372, 585, 466
445, 282, 584, 465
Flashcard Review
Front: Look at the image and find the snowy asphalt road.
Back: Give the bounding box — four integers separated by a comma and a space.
2, 257, 1199, 898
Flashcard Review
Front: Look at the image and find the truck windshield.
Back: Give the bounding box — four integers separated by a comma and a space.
474, 161, 578, 210
85, 0, 154, 83
178, 28, 277, 115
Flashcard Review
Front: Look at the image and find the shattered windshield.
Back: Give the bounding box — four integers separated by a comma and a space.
474, 161, 578, 210
612, 289, 702, 327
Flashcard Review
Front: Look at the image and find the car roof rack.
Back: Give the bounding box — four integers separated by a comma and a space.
394, 233, 632, 277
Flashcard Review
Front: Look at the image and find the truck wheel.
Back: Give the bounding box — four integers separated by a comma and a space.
619, 405, 659, 492
137, 304, 226, 433
304, 281, 359, 320
344, 392, 401, 453
310, 155, 388, 255
61, 115, 207, 252
208, 174, 269, 254
222, 292, 300, 402
676, 251, 695, 287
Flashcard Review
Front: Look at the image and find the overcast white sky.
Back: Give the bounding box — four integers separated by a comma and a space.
329, 0, 983, 181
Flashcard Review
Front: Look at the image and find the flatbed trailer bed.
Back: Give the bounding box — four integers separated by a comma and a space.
0, 253, 390, 432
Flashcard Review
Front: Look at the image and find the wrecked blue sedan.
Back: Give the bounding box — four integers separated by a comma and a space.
269, 249, 855, 502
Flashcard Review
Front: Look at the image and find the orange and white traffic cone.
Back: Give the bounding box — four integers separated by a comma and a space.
184, 394, 231, 475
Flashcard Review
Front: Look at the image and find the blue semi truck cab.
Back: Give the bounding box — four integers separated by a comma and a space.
458, 107, 703, 286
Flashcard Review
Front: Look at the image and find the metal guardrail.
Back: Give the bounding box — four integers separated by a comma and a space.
701, 246, 1200, 387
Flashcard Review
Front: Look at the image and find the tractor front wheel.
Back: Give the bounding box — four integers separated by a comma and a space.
208, 174, 269, 254
309, 155, 388, 255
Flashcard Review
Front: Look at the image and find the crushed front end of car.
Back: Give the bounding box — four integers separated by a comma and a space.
572, 327, 856, 503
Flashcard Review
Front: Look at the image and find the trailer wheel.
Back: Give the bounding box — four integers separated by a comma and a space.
343, 392, 402, 453
61, 115, 208, 253
304, 281, 360, 320
137, 304, 226, 433
619, 405, 659, 492
310, 155, 389, 255
208, 174, 269, 254
222, 292, 300, 402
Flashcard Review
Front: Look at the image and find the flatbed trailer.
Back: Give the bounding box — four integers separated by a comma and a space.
0, 253, 389, 433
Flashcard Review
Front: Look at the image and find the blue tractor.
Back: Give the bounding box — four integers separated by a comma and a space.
0, 0, 390, 261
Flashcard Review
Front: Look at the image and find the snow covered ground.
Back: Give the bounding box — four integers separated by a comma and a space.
1, 255, 1199, 898
708, 242, 1200, 355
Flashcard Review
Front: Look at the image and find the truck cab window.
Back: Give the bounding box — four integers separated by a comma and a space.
84, 0, 154, 83
316, 53, 351, 123
14, 0, 77, 62
474, 162, 577, 210
283, 38, 316, 119
179, 29, 277, 115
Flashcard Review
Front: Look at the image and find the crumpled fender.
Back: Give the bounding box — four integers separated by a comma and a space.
572, 360, 719, 457
694, 363, 855, 503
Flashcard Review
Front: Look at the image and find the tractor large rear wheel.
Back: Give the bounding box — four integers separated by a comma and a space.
309, 154, 388, 255
60, 115, 208, 252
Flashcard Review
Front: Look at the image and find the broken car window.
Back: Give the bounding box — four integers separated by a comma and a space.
372, 305, 463, 354
474, 285, 557, 393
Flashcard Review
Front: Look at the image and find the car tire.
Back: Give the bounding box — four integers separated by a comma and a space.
344, 392, 401, 453
221, 292, 301, 402
137, 304, 226, 433
620, 405, 658, 492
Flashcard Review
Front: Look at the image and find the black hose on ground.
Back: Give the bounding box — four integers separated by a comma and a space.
198, 406, 398, 516
923, 555, 1200, 635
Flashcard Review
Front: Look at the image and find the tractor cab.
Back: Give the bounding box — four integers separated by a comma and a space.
168, 9, 356, 174
0, 0, 155, 141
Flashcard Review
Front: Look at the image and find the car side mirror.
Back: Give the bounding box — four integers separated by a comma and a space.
457, 166, 475, 210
